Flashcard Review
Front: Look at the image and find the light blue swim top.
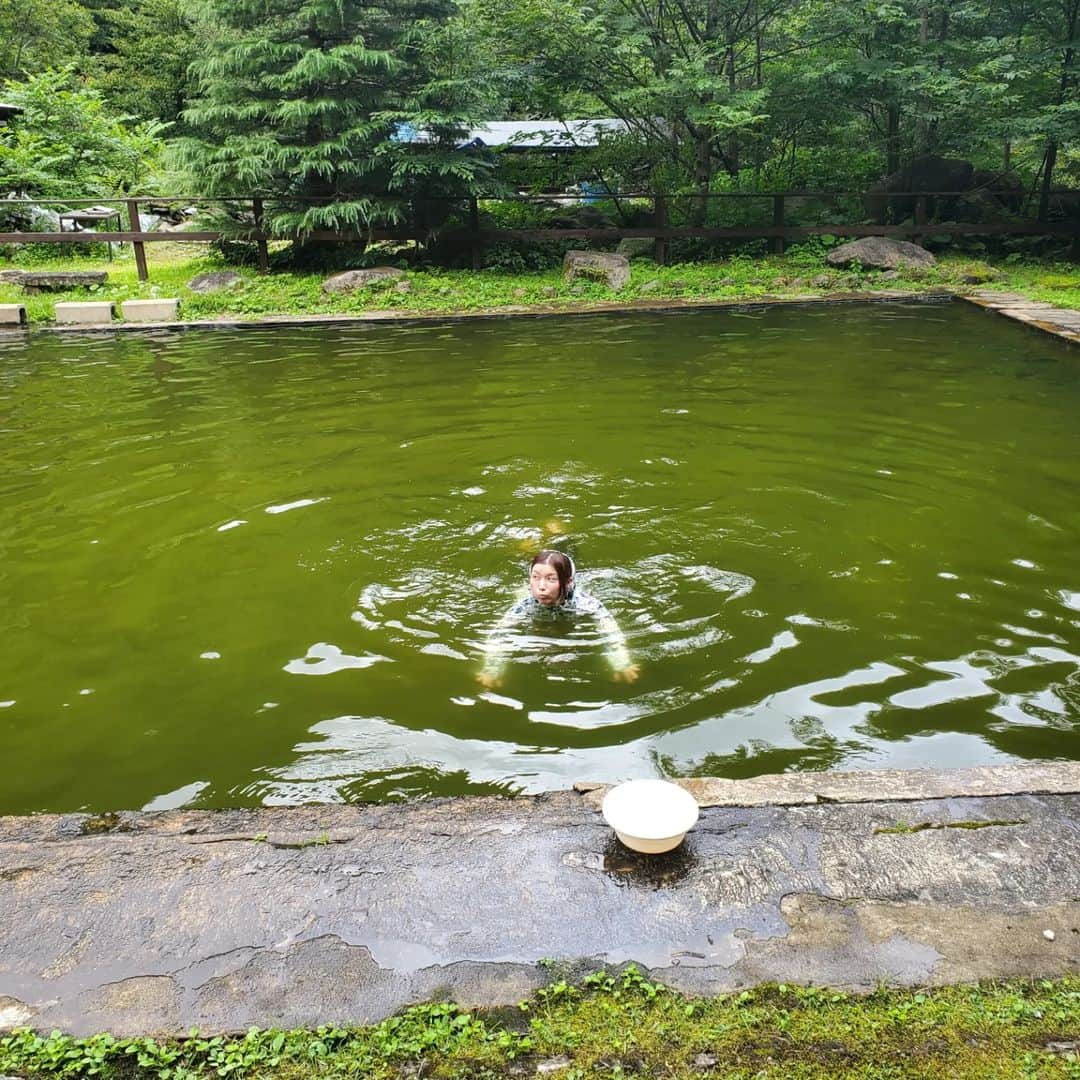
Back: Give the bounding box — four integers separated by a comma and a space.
479, 569, 632, 680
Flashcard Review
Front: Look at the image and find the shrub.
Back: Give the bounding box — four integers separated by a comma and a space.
0, 67, 164, 199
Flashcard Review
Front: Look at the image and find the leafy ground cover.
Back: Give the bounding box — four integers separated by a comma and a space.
1, 970, 1077, 1079
1, 244, 1078, 325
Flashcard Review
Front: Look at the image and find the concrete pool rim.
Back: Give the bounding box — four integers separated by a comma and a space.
1, 763, 1078, 1037
1, 289, 1076, 349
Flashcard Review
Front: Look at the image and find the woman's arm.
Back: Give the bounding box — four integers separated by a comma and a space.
578, 591, 639, 682
477, 596, 528, 687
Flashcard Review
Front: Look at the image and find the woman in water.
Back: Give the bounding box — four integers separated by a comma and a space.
477, 550, 640, 688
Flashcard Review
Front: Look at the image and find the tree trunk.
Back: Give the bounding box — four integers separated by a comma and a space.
886, 104, 900, 176
691, 131, 712, 226
1040, 0, 1078, 220
724, 13, 738, 180
690, 0, 721, 224
914, 7, 930, 155
1039, 141, 1057, 222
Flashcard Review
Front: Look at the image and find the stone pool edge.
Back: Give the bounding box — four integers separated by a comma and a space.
1, 762, 1078, 1037
2, 289, 1077, 348
960, 289, 1080, 346
574, 760, 1080, 809
2, 289, 959, 336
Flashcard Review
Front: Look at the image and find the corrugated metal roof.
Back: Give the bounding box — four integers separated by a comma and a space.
465, 120, 628, 148
394, 119, 628, 148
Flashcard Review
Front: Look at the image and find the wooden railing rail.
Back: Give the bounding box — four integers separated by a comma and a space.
0, 191, 1075, 280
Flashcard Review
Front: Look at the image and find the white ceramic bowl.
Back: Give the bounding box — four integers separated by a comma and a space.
601, 778, 700, 853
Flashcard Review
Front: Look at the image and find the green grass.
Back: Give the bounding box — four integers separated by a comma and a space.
2, 970, 1078, 1078
1, 244, 1077, 325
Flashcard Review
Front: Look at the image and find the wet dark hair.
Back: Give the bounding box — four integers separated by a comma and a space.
530, 550, 574, 604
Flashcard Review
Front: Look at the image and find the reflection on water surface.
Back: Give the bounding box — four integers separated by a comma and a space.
1, 301, 1078, 812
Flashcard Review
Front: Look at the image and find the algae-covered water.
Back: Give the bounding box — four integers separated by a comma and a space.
2, 300, 1078, 813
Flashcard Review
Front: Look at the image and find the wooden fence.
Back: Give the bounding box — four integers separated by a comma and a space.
1, 191, 1077, 281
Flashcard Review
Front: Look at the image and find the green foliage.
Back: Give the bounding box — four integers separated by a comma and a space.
0, 241, 1076, 327
0, 0, 1077, 206
0, 67, 164, 199
0, 0, 95, 79
84, 0, 202, 125
3, 975, 1077, 1079
175, 0, 495, 250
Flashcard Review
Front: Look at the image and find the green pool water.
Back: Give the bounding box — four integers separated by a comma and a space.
1, 299, 1078, 814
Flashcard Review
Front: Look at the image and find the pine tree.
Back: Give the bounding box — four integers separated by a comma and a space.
175, 0, 492, 242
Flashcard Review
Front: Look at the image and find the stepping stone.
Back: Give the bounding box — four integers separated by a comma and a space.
121, 298, 179, 322
54, 301, 115, 325
0, 303, 26, 325
0, 270, 108, 293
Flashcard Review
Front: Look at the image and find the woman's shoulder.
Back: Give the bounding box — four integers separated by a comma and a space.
510, 592, 537, 614
568, 587, 605, 614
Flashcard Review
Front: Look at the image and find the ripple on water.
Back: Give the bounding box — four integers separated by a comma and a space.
283, 643, 390, 675
2, 304, 1079, 810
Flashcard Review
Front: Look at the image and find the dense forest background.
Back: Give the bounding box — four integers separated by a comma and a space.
0, 0, 1076, 239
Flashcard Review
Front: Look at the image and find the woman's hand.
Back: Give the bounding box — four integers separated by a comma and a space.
613, 663, 640, 683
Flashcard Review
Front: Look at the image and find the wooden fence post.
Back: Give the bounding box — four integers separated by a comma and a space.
913, 194, 928, 246
653, 194, 668, 265
253, 198, 269, 273
126, 199, 148, 282
771, 195, 785, 255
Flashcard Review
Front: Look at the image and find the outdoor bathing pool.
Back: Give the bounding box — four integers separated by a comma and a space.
1, 299, 1078, 814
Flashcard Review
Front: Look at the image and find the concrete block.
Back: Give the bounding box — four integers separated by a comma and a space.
121, 298, 180, 322
54, 301, 115, 325
0, 303, 27, 325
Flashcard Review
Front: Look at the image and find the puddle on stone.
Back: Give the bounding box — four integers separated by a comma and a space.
79, 812, 133, 835
599, 836, 697, 889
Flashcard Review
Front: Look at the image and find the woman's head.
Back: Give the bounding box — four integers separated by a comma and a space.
529, 550, 574, 606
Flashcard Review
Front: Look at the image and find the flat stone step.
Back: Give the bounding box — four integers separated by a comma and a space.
0, 763, 1077, 1037
54, 301, 115, 325
121, 298, 179, 322
0, 270, 108, 293
0, 303, 26, 325
964, 292, 1080, 346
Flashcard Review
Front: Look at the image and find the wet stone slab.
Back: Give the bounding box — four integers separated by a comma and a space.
963, 291, 1080, 345
0, 765, 1078, 1036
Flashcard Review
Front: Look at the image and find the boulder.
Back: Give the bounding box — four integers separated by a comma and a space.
616, 237, 656, 260
187, 270, 244, 294
322, 267, 404, 294
549, 204, 615, 229
0, 194, 59, 232
950, 190, 1016, 224
0, 269, 108, 293
972, 169, 1024, 214
907, 155, 974, 194
639, 278, 661, 293
958, 265, 1002, 285
826, 237, 936, 271
563, 250, 630, 291
864, 155, 977, 223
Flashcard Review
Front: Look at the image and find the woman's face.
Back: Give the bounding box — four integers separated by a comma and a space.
529, 562, 565, 605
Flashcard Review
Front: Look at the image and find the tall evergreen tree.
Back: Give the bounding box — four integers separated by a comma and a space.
175, 0, 492, 241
